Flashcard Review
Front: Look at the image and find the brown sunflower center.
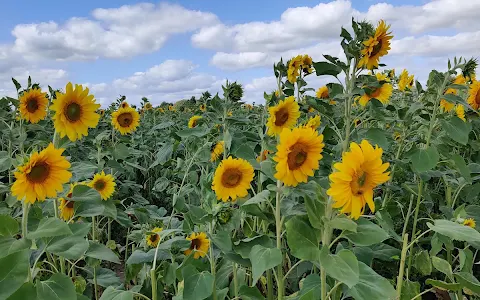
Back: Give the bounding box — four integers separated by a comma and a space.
221, 168, 242, 188
26, 98, 39, 113
149, 234, 159, 243
117, 112, 133, 127
370, 39, 383, 57
287, 143, 308, 170
191, 120, 198, 127
475, 90, 480, 104
65, 103, 82, 122
94, 180, 106, 191
66, 201, 74, 209
27, 162, 50, 183
351, 170, 368, 196
190, 238, 202, 250
275, 107, 289, 126
369, 87, 382, 98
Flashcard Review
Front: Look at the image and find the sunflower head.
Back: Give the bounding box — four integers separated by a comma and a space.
59, 183, 78, 222
357, 20, 393, 70
145, 103, 153, 110
305, 115, 321, 130
19, 88, 48, 124
440, 99, 455, 112
88, 171, 116, 200
211, 141, 225, 162
393, 132, 401, 141
112, 106, 140, 135
257, 149, 271, 162
456, 104, 466, 121
398, 69, 414, 92
11, 143, 72, 204
158, 107, 165, 113
200, 104, 206, 112
467, 80, 480, 110
266, 96, 300, 136
463, 218, 476, 228
212, 157, 254, 202
327, 140, 390, 219
274, 127, 324, 187
227, 111, 233, 117
388, 69, 395, 79
188, 115, 202, 128
168, 105, 175, 112
358, 73, 393, 106
316, 86, 329, 99
287, 55, 303, 83
184, 232, 210, 259
301, 55, 313, 74
146, 227, 163, 247
50, 83, 101, 141
120, 101, 130, 109
98, 109, 105, 116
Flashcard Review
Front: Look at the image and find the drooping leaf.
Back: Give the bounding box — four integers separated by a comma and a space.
319, 247, 359, 288
285, 216, 320, 261
440, 117, 471, 145
249, 245, 282, 286
85, 241, 120, 264
99, 287, 133, 300
36, 273, 76, 300
47, 235, 89, 260
27, 218, 72, 239
454, 272, 480, 294
345, 218, 389, 246
346, 262, 396, 300
0, 250, 30, 299
427, 219, 480, 245
182, 265, 214, 300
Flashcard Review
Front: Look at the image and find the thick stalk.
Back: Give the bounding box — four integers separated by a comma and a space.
22, 202, 30, 237
150, 268, 158, 300
382, 138, 404, 208
342, 59, 356, 153
321, 199, 333, 300
396, 234, 409, 299
275, 180, 284, 300
93, 267, 99, 300
209, 221, 217, 300
233, 263, 239, 298
108, 219, 112, 241
406, 180, 424, 274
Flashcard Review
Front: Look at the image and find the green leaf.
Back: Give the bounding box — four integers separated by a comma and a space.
293, 274, 322, 300
182, 265, 214, 300
99, 287, 133, 300
36, 273, 76, 300
238, 285, 265, 300
0, 215, 19, 236
431, 256, 453, 279
210, 231, 232, 253
305, 194, 325, 230
113, 143, 130, 160
0, 155, 12, 173
319, 247, 359, 288
90, 268, 122, 288
450, 153, 472, 183
249, 245, 282, 286
365, 128, 389, 151
150, 142, 174, 168
0, 250, 30, 299
346, 262, 396, 300
285, 216, 320, 261
85, 241, 120, 264
413, 250, 432, 276
427, 219, 480, 244
454, 272, 480, 294
425, 279, 461, 291
345, 218, 389, 246
47, 235, 89, 260
408, 146, 439, 173
234, 235, 274, 259
329, 216, 357, 232
7, 283, 37, 300
440, 117, 471, 145
0, 238, 31, 259
176, 127, 209, 138
233, 144, 256, 161
400, 280, 420, 300
70, 185, 102, 202
313, 61, 342, 77
27, 218, 72, 239
242, 190, 270, 206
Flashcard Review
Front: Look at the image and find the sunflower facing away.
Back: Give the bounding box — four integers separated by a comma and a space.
184, 232, 210, 259
212, 157, 255, 202
327, 140, 390, 220
59, 183, 78, 222
274, 127, 325, 187
19, 88, 48, 123
200, 104, 206, 112
11, 143, 72, 204
463, 218, 476, 228
112, 106, 140, 135
145, 103, 153, 110
146, 227, 163, 247
89, 171, 116, 200
50, 83, 101, 141
358, 73, 393, 106
358, 20, 393, 70
266, 96, 300, 136
211, 141, 225, 162
188, 116, 202, 128
456, 104, 466, 121
398, 69, 414, 92
305, 115, 321, 130
256, 149, 271, 162
467, 80, 480, 110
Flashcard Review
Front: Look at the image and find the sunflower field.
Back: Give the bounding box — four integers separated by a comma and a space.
1, 19, 480, 300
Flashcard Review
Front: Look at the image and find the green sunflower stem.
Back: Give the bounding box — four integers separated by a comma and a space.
233, 263, 239, 298
108, 218, 112, 241
343, 59, 357, 153
406, 180, 424, 277
209, 221, 217, 300
396, 233, 409, 298
275, 180, 284, 300
321, 198, 333, 300
21, 202, 30, 238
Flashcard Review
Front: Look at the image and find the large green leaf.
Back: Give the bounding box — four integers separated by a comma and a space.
27, 218, 72, 239
425, 279, 461, 291
6, 282, 37, 300
431, 256, 453, 279
238, 285, 265, 300
36, 273, 76, 300
89, 268, 122, 288
305, 196, 325, 230
440, 117, 470, 145
0, 215, 19, 236
344, 218, 389, 246
293, 274, 322, 300
99, 287, 133, 300
0, 237, 31, 259
427, 219, 480, 245
182, 265, 214, 300
329, 216, 357, 232
0, 250, 30, 299
210, 231, 232, 253
85, 241, 120, 264
319, 247, 359, 288
346, 262, 396, 300
249, 245, 282, 286
313, 61, 342, 77
400, 280, 420, 300
285, 216, 320, 261
450, 153, 472, 183
408, 146, 439, 173
413, 250, 432, 276
234, 235, 274, 259
150, 142, 174, 168
454, 272, 480, 294
70, 185, 101, 202
47, 235, 89, 260
365, 128, 389, 151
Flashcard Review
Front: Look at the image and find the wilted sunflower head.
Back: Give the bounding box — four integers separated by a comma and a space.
266, 96, 300, 136
120, 101, 130, 109
19, 88, 48, 124
184, 232, 210, 259
305, 115, 321, 130
112, 106, 140, 135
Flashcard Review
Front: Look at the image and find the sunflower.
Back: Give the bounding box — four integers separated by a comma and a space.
301, 55, 313, 74
440, 99, 455, 112
456, 104, 466, 121
59, 183, 78, 222
145, 103, 153, 110
98, 109, 105, 117
393, 132, 401, 141
211, 141, 225, 162
316, 86, 329, 99
227, 111, 233, 117
440, 75, 466, 112
398, 69, 414, 92
463, 218, 476, 228
168, 105, 175, 112
11, 143, 72, 204
112, 106, 140, 135
256, 149, 271, 162
275, 90, 281, 97
157, 107, 165, 113
146, 227, 163, 247
120, 101, 130, 109
212, 157, 254, 202
327, 140, 390, 219
50, 83, 101, 141
200, 104, 206, 112
354, 119, 361, 126
358, 73, 393, 106
467, 80, 480, 110
287, 55, 303, 83
388, 69, 395, 79
184, 232, 210, 259
358, 20, 393, 70
18, 88, 48, 124
266, 96, 300, 136
273, 127, 324, 187
308, 107, 315, 113
305, 115, 321, 130
88, 171, 116, 200
188, 115, 202, 128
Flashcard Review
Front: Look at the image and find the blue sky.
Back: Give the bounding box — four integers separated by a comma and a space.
0, 0, 478, 105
